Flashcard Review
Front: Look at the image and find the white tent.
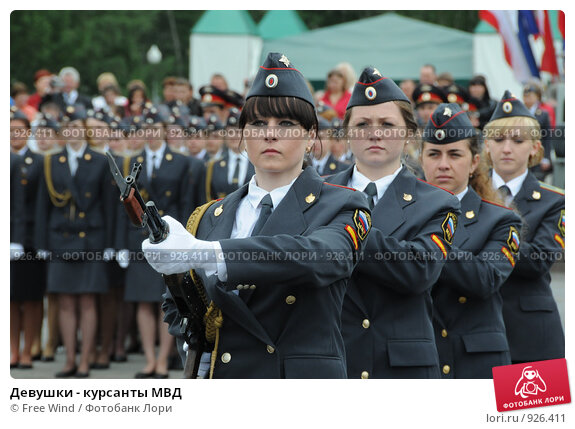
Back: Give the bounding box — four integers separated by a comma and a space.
189, 10, 262, 94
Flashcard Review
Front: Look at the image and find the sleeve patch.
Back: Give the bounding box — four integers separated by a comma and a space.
501, 246, 516, 267
441, 212, 458, 245
558, 209, 565, 237
353, 209, 371, 241
554, 234, 565, 249
345, 225, 359, 250
507, 226, 520, 254
431, 234, 447, 258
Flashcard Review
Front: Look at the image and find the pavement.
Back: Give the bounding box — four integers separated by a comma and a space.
11, 263, 566, 380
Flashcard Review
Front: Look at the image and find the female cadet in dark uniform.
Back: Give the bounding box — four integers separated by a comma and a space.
420, 103, 521, 378
35, 106, 115, 377
326, 67, 460, 379
116, 107, 191, 378
10, 110, 54, 368
143, 52, 370, 379
484, 91, 565, 363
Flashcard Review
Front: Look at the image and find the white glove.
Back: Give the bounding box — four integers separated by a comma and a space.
183, 342, 189, 353
117, 249, 130, 269
36, 249, 51, 260
103, 248, 115, 262
10, 243, 24, 261
142, 216, 219, 275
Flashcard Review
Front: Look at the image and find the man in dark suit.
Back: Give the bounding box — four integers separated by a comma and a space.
41, 67, 93, 113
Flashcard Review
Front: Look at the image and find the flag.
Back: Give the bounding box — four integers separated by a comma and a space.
540, 11, 559, 76
479, 10, 560, 81
479, 10, 537, 83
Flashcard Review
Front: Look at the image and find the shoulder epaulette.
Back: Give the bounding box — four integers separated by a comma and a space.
539, 182, 565, 196
324, 182, 356, 191
416, 178, 455, 195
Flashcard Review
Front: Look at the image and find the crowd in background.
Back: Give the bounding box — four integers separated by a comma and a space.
9, 61, 563, 377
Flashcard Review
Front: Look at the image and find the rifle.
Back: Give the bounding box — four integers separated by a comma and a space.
106, 151, 207, 378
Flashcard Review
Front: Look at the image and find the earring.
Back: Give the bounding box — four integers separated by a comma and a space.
306, 146, 312, 154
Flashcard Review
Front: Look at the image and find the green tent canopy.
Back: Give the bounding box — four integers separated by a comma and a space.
258, 10, 308, 40
262, 12, 474, 81
192, 10, 258, 35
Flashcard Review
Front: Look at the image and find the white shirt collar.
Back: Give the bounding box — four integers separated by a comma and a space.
247, 174, 299, 211
66, 142, 87, 158
349, 164, 403, 200
194, 148, 207, 160
456, 186, 469, 201
145, 141, 167, 159
491, 169, 528, 198
18, 146, 28, 156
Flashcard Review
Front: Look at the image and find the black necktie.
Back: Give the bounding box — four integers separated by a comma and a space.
498, 185, 512, 200
363, 182, 377, 210
149, 154, 157, 181
231, 157, 240, 186
251, 194, 273, 236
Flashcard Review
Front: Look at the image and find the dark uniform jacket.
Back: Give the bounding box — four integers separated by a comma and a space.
10, 153, 25, 245
433, 188, 521, 378
501, 173, 565, 362
205, 153, 255, 202
186, 156, 207, 215
19, 149, 44, 249
316, 154, 348, 176
35, 146, 114, 256
327, 165, 461, 379
164, 167, 370, 378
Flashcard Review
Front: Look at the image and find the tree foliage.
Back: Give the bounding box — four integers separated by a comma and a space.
11, 10, 478, 96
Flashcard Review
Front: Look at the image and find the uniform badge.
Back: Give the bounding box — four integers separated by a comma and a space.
403, 193, 413, 202
441, 212, 457, 245
365, 86, 377, 100
166, 153, 173, 161
532, 190, 541, 200
214, 205, 223, 217
165, 190, 172, 197
422, 92, 431, 102
25, 157, 33, 165
372, 68, 382, 77
465, 210, 475, 219
59, 156, 66, 163
435, 129, 446, 141
443, 107, 452, 117
558, 209, 565, 237
66, 106, 75, 114
353, 209, 371, 241
203, 94, 213, 102
329, 163, 336, 171
84, 153, 91, 161
220, 160, 226, 167
279, 54, 290, 67
265, 74, 278, 88
305, 193, 316, 204
21, 179, 28, 186
447, 94, 457, 103
502, 101, 513, 114
345, 225, 359, 250
507, 226, 520, 254
137, 156, 144, 163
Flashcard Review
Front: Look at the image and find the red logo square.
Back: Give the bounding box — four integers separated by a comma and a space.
492, 359, 571, 412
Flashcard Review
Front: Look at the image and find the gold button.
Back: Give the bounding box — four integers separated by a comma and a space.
441, 329, 448, 338
458, 296, 467, 304
362, 319, 370, 329
79, 232, 86, 238
159, 210, 164, 216
165, 190, 172, 197
85, 192, 91, 198
266, 345, 275, 354
249, 284, 256, 290
236, 284, 243, 290
21, 179, 28, 185
79, 212, 85, 218
221, 352, 231, 363
361, 371, 369, 379
442, 365, 451, 375
285, 295, 296, 305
